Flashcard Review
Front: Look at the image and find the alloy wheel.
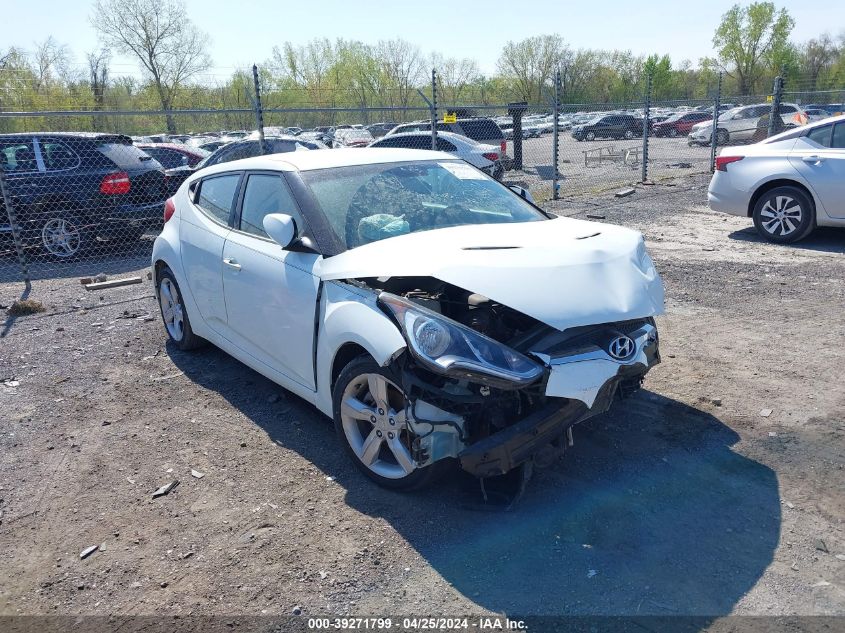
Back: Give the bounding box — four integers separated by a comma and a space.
339, 372, 417, 479
759, 196, 802, 237
159, 278, 185, 342
41, 218, 81, 257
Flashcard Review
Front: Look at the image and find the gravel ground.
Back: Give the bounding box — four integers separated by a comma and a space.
0, 174, 843, 620
504, 134, 713, 201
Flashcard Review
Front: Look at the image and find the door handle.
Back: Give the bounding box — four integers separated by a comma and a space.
802, 155, 825, 163
223, 258, 241, 270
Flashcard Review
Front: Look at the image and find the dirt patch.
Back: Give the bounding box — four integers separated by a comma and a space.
0, 176, 843, 618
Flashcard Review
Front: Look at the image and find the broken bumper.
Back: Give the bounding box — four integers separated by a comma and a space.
458, 322, 659, 477
459, 400, 586, 477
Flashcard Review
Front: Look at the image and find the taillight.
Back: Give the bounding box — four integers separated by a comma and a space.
163, 197, 176, 223
500, 140, 507, 154
482, 152, 499, 161
99, 171, 131, 195
715, 156, 744, 171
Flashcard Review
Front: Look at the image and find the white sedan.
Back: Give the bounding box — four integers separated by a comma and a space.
368, 131, 504, 179
152, 149, 664, 490
708, 114, 845, 243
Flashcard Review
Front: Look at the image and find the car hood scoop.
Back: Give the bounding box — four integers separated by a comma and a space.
317, 217, 665, 332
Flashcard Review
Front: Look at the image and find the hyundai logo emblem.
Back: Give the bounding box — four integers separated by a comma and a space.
608, 335, 635, 360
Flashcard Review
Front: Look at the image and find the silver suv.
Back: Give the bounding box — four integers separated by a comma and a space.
689, 103, 807, 146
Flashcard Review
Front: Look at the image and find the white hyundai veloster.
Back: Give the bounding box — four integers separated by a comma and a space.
152, 148, 664, 490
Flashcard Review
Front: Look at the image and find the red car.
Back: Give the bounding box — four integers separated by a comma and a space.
136, 143, 210, 193
652, 111, 712, 137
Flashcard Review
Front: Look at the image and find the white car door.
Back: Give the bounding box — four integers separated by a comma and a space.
179, 172, 242, 331
789, 121, 845, 219
220, 172, 321, 389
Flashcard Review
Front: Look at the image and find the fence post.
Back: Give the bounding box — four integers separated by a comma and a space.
710, 71, 723, 172
252, 64, 266, 155
553, 67, 561, 200
767, 72, 784, 138
641, 72, 652, 183
430, 68, 438, 150
0, 169, 31, 293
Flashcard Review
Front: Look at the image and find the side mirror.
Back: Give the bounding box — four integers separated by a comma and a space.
509, 185, 535, 205
263, 213, 297, 248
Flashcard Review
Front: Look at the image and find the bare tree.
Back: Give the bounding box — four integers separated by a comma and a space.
800, 34, 839, 90
33, 36, 72, 90
90, 0, 211, 133
87, 49, 110, 129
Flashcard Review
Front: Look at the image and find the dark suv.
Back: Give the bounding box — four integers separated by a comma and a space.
0, 133, 167, 258
195, 136, 323, 170
571, 114, 644, 141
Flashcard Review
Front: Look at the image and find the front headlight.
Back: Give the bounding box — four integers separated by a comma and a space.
379, 293, 543, 389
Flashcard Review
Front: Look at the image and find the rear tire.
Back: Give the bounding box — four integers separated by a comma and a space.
157, 267, 205, 350
624, 129, 635, 139
752, 186, 815, 244
36, 212, 92, 260
668, 128, 679, 138
332, 356, 450, 490
716, 129, 729, 145
585, 131, 596, 141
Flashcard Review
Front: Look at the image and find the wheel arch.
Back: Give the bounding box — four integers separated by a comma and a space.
331, 342, 371, 391
747, 179, 816, 218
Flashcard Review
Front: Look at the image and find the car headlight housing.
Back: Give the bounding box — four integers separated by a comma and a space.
379, 292, 543, 389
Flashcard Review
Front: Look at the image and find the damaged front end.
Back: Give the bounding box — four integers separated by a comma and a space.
369, 278, 660, 479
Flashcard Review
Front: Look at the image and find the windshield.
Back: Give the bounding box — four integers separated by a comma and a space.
301, 160, 547, 251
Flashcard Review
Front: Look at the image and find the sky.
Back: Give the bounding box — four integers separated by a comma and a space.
1, 0, 841, 79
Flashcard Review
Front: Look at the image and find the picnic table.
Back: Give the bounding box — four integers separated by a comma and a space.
582, 145, 642, 167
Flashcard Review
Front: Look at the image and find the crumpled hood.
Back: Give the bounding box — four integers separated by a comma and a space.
317, 217, 665, 332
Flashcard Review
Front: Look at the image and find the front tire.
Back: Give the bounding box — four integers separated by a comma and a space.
157, 267, 205, 350
668, 128, 679, 138
585, 131, 596, 141
624, 129, 635, 139
716, 128, 729, 145
752, 186, 815, 244
332, 356, 445, 490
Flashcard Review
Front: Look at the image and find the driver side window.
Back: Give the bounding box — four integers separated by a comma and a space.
239, 173, 302, 238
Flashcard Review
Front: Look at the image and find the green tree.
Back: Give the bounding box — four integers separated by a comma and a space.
712, 2, 794, 94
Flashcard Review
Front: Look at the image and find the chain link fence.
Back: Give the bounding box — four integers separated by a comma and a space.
2, 66, 844, 294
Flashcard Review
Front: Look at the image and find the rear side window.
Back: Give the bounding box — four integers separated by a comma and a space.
806, 125, 832, 147
0, 140, 37, 172
196, 174, 240, 225
98, 142, 155, 169
458, 120, 503, 140
833, 123, 845, 149
41, 141, 80, 170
